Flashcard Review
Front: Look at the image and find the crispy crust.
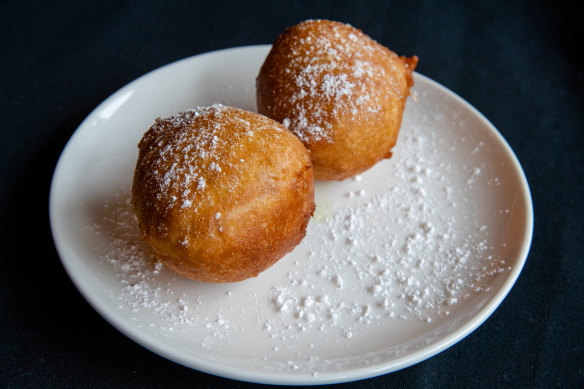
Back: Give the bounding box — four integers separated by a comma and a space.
132, 105, 315, 282
257, 19, 418, 180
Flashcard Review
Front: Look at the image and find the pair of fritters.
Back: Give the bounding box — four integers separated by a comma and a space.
132, 20, 418, 282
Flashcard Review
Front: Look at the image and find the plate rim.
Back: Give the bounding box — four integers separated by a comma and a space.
49, 44, 534, 385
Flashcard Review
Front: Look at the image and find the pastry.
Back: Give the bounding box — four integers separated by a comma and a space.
132, 105, 315, 282
257, 19, 418, 180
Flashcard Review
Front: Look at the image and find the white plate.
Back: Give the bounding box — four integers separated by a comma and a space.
49, 45, 533, 385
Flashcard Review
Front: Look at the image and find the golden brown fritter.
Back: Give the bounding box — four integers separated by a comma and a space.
132, 105, 315, 282
257, 19, 417, 180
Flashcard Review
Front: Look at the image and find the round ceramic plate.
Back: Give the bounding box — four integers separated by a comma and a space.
49, 45, 533, 385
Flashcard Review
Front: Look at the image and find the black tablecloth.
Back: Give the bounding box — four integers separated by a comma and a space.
1, 1, 582, 387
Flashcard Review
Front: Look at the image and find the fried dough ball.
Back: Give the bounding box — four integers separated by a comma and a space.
132, 105, 315, 283
257, 19, 418, 180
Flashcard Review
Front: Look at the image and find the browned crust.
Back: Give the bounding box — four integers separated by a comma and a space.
132, 105, 315, 282
257, 19, 418, 180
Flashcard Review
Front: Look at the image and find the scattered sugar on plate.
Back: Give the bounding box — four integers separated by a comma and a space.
86, 96, 512, 370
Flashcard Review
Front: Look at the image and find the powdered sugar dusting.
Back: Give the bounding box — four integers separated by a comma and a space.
87, 83, 516, 374
134, 104, 284, 240
138, 105, 230, 214
266, 20, 405, 144
257, 94, 513, 347
89, 190, 258, 338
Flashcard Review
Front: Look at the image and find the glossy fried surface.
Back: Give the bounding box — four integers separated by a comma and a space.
132, 105, 315, 282
257, 19, 417, 180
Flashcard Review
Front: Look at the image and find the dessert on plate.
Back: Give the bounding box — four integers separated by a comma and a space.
257, 19, 418, 180
132, 105, 315, 282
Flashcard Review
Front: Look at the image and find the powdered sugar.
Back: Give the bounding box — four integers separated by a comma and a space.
134, 104, 285, 241
89, 94, 512, 360
79, 77, 520, 378
139, 104, 232, 214
50, 43, 532, 380
266, 20, 405, 144
256, 98, 513, 345
319, 73, 355, 99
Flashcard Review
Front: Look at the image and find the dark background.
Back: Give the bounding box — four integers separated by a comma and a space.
1, 0, 582, 387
